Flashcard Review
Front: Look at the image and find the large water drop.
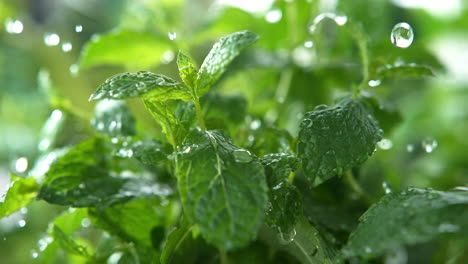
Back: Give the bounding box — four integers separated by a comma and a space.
391, 22, 414, 48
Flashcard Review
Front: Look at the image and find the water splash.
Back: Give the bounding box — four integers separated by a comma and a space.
5, 19, 23, 34
75, 24, 83, 33
265, 9, 282, 23
43, 33, 60, 46
391, 22, 414, 48
421, 137, 437, 153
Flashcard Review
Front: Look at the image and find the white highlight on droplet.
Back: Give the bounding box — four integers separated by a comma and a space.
43, 33, 60, 46
5, 19, 24, 34
265, 9, 282, 23
61, 42, 73, 52
15, 157, 28, 173
75, 24, 83, 33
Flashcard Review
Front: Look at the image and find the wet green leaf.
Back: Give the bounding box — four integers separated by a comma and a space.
144, 99, 186, 147
261, 153, 302, 235
177, 51, 198, 89
52, 225, 90, 258
0, 174, 39, 218
160, 218, 193, 264
298, 98, 382, 186
341, 188, 468, 260
131, 140, 168, 165
176, 129, 267, 250
196, 30, 259, 96
37, 138, 172, 209
90, 71, 192, 101
79, 30, 172, 70
375, 63, 435, 79
91, 99, 136, 137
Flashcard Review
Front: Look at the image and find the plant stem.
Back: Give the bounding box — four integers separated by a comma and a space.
350, 22, 370, 97
344, 170, 372, 203
194, 97, 207, 131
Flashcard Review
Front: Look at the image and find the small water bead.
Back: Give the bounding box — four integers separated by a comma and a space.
382, 181, 392, 194
43, 33, 60, 46
20, 207, 28, 214
421, 137, 438, 153
304, 40, 314, 48
278, 228, 297, 244
69, 64, 79, 76
406, 144, 414, 152
265, 9, 282, 23
75, 24, 83, 33
168, 32, 177, 41
17, 219, 26, 228
233, 149, 253, 163
292, 46, 315, 67
61, 42, 72, 52
368, 79, 382, 87
308, 13, 348, 34
31, 250, 39, 259
5, 19, 24, 34
377, 138, 393, 150
14, 157, 29, 173
390, 22, 414, 48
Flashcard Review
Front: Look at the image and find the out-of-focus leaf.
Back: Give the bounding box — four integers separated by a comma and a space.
89, 71, 192, 101
160, 218, 193, 264
196, 30, 259, 96
176, 129, 267, 250
131, 139, 168, 165
247, 123, 294, 157
202, 93, 247, 128
79, 30, 172, 70
91, 99, 136, 137
375, 63, 435, 80
0, 174, 38, 218
52, 225, 90, 257
298, 97, 382, 186
361, 92, 402, 133
341, 188, 468, 260
90, 198, 165, 248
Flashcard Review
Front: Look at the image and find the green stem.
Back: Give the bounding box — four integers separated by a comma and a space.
288, 171, 296, 184
344, 170, 372, 203
194, 97, 206, 131
350, 22, 370, 97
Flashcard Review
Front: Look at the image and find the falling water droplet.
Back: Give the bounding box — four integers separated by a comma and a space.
75, 24, 83, 33
377, 138, 393, 150
390, 22, 414, 48
421, 137, 437, 153
161, 50, 175, 64
61, 42, 73, 52
43, 33, 60, 46
14, 157, 29, 173
265, 9, 282, 23
233, 149, 253, 163
5, 19, 24, 34
368, 79, 382, 87
69, 64, 79, 76
31, 250, 39, 259
278, 228, 297, 244
168, 32, 177, 41
406, 144, 414, 152
382, 181, 392, 194
304, 40, 314, 48
17, 219, 26, 228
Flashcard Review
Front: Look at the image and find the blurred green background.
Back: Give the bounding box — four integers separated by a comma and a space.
1, 0, 468, 263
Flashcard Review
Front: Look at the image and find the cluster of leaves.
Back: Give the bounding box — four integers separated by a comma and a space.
1, 1, 467, 263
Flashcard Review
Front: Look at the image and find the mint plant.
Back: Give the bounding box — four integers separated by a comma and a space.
1, 4, 467, 264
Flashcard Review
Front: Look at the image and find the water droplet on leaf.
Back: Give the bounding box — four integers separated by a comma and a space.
314, 104, 328, 111
278, 228, 296, 244
377, 138, 393, 150
233, 149, 253, 163
391, 22, 414, 48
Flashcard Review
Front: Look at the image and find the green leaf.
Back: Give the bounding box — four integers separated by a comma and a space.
259, 216, 336, 264
375, 63, 435, 79
90, 198, 166, 248
52, 225, 90, 258
261, 153, 302, 235
298, 98, 382, 186
341, 188, 468, 260
0, 174, 38, 218
360, 92, 402, 133
91, 99, 136, 137
89, 71, 192, 102
79, 30, 172, 70
196, 30, 259, 96
161, 218, 193, 264
144, 99, 186, 147
132, 140, 168, 165
37, 138, 172, 209
177, 51, 198, 88
176, 129, 268, 250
